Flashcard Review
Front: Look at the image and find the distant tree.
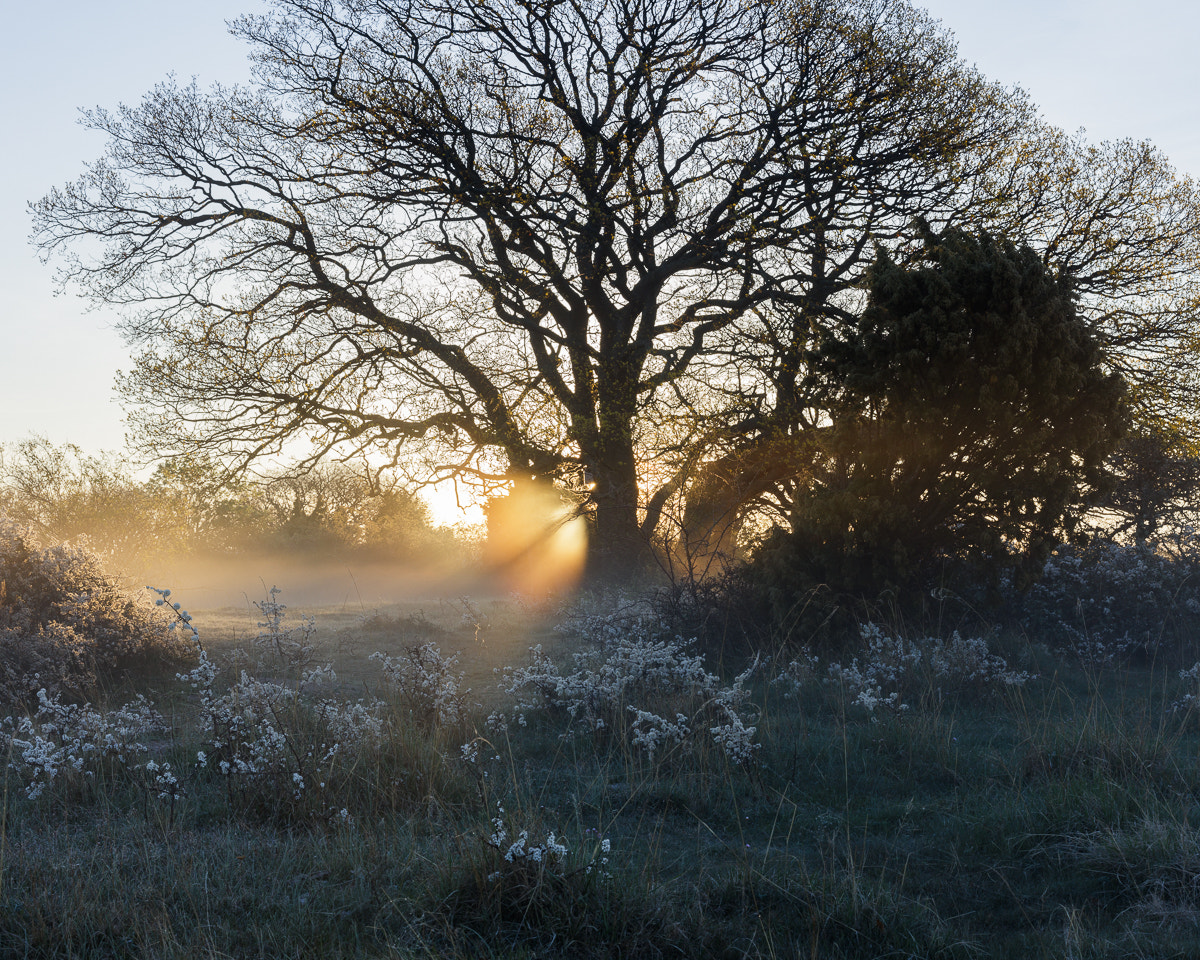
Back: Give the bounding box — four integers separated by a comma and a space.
1099, 428, 1200, 551
359, 488, 451, 559
755, 228, 1127, 603
146, 453, 269, 552
0, 437, 170, 569
253, 465, 375, 553
251, 463, 454, 560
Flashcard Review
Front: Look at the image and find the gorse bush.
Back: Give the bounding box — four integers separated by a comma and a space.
0, 519, 187, 706
745, 228, 1125, 617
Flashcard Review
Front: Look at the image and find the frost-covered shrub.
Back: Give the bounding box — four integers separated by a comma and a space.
820, 623, 1034, 713
1020, 541, 1200, 665
1, 688, 165, 799
552, 591, 660, 647
772, 649, 821, 699
252, 586, 317, 673
372, 642, 469, 728
174, 605, 461, 822
1172, 662, 1200, 714
499, 621, 761, 767
0, 519, 187, 705
825, 624, 924, 713
484, 812, 612, 884
179, 640, 328, 816
446, 798, 615, 936
1164, 657, 1200, 717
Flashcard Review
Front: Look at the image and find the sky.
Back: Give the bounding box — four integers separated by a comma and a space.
1, 0, 1198, 520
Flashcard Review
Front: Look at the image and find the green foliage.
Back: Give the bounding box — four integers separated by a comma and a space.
757, 228, 1127, 613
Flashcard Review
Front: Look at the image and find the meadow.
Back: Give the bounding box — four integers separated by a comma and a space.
5, 556, 1200, 959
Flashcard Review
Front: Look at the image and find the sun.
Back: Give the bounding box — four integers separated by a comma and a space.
421, 478, 486, 528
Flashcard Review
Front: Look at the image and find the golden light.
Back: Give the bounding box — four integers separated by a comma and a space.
422, 477, 485, 527
482, 480, 588, 594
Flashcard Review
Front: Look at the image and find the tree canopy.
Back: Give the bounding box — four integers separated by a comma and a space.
33, 0, 1199, 576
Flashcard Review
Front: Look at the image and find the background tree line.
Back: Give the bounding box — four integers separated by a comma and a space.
0, 437, 468, 576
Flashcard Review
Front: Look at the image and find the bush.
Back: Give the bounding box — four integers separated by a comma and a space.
752, 229, 1125, 614
0, 519, 187, 706
649, 563, 790, 659
813, 622, 1035, 714
497, 609, 762, 770
1018, 540, 1200, 665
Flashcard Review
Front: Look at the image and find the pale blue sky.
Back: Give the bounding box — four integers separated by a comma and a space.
2, 0, 1197, 457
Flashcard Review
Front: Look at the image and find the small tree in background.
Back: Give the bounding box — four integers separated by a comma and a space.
252, 464, 460, 561
1097, 428, 1200, 552
755, 228, 1128, 617
146, 453, 269, 554
0, 437, 172, 570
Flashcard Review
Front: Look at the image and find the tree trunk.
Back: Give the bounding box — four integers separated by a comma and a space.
586, 439, 652, 582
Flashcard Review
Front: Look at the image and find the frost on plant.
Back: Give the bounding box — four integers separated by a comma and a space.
2, 689, 165, 799
253, 586, 317, 672
319, 698, 385, 747
772, 649, 820, 699
0, 522, 188, 706
499, 618, 761, 766
627, 709, 691, 758
927, 632, 1036, 688
185, 658, 389, 820
709, 712, 759, 765
1172, 661, 1200, 714
553, 593, 657, 648
1021, 542, 1200, 665
826, 623, 1034, 713
826, 624, 923, 713
482, 806, 612, 887
372, 641, 469, 727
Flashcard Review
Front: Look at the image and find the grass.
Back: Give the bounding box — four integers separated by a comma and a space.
5, 591, 1200, 959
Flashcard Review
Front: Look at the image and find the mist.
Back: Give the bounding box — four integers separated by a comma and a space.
141, 552, 487, 612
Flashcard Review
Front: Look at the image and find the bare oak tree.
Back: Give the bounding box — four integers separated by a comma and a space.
70, 0, 1195, 578
33, 0, 1042, 574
